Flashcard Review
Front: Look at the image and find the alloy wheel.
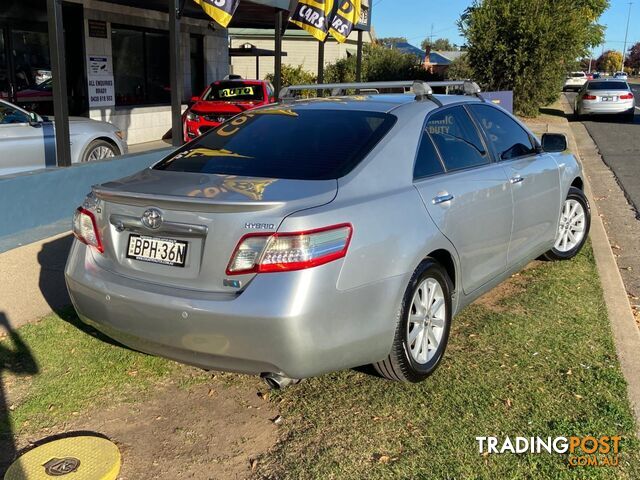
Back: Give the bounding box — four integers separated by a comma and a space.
86, 145, 115, 162
406, 277, 446, 364
554, 198, 586, 252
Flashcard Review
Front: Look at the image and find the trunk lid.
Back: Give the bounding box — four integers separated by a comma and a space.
90, 168, 337, 292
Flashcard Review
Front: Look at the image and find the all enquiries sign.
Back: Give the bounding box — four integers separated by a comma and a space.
87, 55, 115, 107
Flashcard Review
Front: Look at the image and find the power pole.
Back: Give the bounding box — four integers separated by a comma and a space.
621, 2, 633, 71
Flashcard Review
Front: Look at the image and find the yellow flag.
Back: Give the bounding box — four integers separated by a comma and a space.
329, 0, 361, 43
289, 0, 335, 42
193, 0, 240, 28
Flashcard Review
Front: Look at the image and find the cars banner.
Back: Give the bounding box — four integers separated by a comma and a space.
193, 0, 240, 28
289, 0, 335, 42
329, 0, 361, 43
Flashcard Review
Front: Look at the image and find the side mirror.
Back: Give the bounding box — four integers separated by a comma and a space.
28, 111, 42, 126
541, 133, 567, 153
190, 96, 199, 104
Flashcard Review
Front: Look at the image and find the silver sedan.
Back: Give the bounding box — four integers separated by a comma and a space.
65, 81, 590, 386
574, 79, 636, 121
0, 99, 128, 176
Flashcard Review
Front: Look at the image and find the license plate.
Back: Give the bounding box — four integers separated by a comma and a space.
126, 234, 188, 267
602, 96, 617, 102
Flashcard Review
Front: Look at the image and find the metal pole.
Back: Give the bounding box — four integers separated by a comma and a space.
317, 41, 324, 97
356, 30, 363, 82
46, 0, 71, 167
274, 11, 283, 95
622, 2, 633, 72
256, 55, 260, 79
169, 0, 183, 147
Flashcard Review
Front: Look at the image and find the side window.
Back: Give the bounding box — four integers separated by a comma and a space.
414, 131, 445, 179
0, 103, 29, 125
426, 106, 489, 171
469, 104, 536, 161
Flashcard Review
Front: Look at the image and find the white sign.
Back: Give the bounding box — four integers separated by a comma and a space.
87, 54, 115, 107
88, 76, 115, 107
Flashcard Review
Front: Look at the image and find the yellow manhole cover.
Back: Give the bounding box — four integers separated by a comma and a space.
4, 436, 120, 480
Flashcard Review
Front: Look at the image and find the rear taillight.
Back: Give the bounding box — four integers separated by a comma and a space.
620, 92, 634, 99
72, 207, 103, 253
226, 223, 352, 275
583, 94, 597, 100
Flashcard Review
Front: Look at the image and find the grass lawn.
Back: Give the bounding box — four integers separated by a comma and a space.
260, 245, 640, 479
1, 244, 639, 479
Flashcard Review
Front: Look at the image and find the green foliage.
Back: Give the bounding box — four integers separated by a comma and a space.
325, 44, 433, 84
265, 64, 316, 87
596, 50, 623, 73
421, 37, 458, 52
445, 54, 473, 80
460, 0, 609, 116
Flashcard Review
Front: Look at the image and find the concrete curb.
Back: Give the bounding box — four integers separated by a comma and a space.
555, 96, 640, 439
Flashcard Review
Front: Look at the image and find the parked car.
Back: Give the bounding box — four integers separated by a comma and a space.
614, 71, 629, 80
574, 79, 635, 121
66, 81, 590, 387
0, 99, 128, 176
563, 72, 588, 91
183, 79, 276, 142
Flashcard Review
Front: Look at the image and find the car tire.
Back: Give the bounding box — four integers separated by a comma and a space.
621, 111, 635, 123
373, 259, 453, 383
81, 139, 120, 163
543, 187, 591, 261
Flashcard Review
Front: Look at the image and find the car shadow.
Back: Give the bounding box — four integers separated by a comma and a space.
0, 312, 38, 476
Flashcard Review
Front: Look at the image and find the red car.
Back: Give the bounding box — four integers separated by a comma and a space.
183, 79, 277, 142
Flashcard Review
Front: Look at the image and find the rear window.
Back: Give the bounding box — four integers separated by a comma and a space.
202, 82, 264, 101
154, 108, 397, 180
587, 81, 628, 90
571, 72, 586, 78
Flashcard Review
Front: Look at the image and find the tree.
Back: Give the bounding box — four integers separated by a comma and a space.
445, 54, 473, 80
325, 43, 434, 84
459, 0, 608, 116
595, 50, 622, 73
421, 38, 458, 52
626, 42, 640, 71
377, 37, 408, 47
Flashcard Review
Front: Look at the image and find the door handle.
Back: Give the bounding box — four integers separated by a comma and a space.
510, 175, 524, 184
432, 193, 454, 205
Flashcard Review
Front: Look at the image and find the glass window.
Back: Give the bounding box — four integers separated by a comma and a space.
0, 103, 29, 124
587, 81, 628, 90
202, 81, 264, 102
112, 26, 170, 106
426, 106, 489, 171
0, 30, 8, 100
154, 109, 397, 180
468, 104, 536, 161
414, 131, 444, 179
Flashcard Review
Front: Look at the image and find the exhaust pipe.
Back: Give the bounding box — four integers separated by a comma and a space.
261, 373, 300, 390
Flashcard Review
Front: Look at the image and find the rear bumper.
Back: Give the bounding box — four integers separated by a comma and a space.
65, 241, 404, 379
580, 101, 634, 115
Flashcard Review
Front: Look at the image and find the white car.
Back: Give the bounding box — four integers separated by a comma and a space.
0, 99, 128, 176
574, 79, 636, 122
563, 72, 588, 91
614, 71, 629, 80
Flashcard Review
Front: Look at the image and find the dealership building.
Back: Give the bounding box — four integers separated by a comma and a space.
1, 0, 369, 146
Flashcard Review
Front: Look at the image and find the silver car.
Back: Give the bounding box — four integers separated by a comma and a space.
574, 79, 636, 121
65, 81, 591, 387
0, 99, 128, 176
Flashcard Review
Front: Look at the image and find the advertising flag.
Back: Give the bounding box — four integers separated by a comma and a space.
289, 0, 335, 42
193, 0, 240, 28
329, 0, 361, 43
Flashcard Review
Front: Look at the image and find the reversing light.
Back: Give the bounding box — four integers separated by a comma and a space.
226, 224, 352, 275
72, 207, 104, 253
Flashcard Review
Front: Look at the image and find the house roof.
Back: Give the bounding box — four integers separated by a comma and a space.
393, 42, 426, 61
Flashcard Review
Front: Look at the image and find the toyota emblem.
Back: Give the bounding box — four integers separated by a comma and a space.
141, 208, 163, 230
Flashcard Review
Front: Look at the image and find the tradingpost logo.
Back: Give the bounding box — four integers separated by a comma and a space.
476, 435, 621, 467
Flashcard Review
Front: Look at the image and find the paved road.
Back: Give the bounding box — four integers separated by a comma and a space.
565, 86, 640, 212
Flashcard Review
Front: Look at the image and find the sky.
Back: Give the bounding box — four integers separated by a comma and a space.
372, 0, 640, 56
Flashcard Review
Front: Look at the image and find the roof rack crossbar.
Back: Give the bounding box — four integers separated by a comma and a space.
277, 80, 483, 103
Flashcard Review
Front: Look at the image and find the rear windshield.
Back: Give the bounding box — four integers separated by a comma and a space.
154, 108, 397, 180
571, 72, 586, 77
202, 82, 264, 101
588, 81, 628, 90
